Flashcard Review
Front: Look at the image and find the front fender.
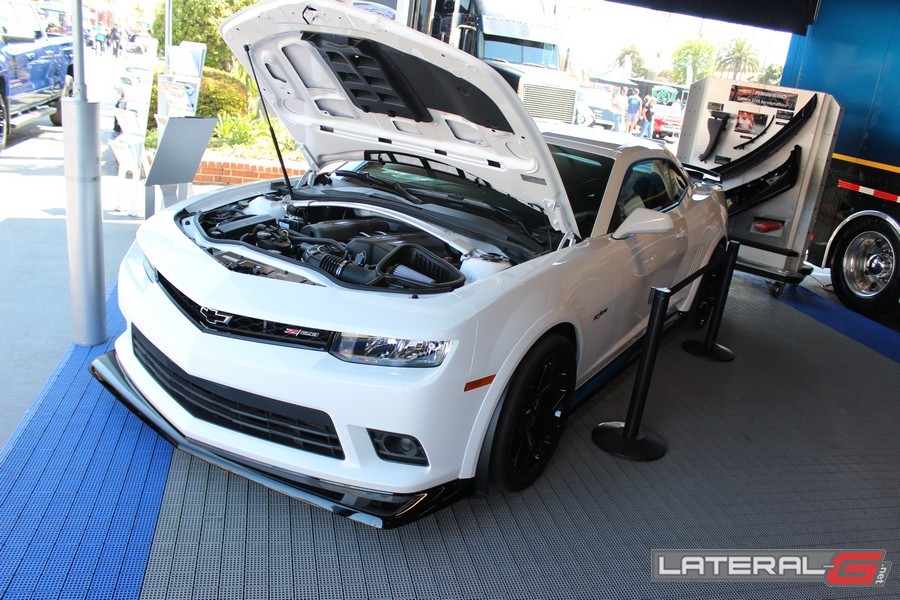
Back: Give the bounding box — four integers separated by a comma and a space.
455, 258, 583, 478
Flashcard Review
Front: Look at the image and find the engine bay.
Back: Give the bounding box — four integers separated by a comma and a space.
180, 195, 514, 293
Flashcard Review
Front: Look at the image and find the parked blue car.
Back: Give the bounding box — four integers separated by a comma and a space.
0, 0, 73, 151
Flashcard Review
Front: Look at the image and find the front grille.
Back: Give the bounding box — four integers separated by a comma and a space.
132, 326, 344, 459
521, 84, 577, 123
158, 273, 336, 351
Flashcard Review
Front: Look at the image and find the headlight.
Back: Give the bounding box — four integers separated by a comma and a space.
329, 334, 453, 367
142, 253, 158, 283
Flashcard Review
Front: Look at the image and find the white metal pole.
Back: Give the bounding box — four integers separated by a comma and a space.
65, 0, 106, 345
71, 1, 86, 100
165, 0, 173, 73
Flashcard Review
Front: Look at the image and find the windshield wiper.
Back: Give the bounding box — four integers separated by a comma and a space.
331, 170, 423, 204
407, 188, 547, 246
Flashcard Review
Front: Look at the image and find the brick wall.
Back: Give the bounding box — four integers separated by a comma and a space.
193, 157, 307, 185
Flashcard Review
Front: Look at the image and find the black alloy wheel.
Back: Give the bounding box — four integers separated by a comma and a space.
690, 243, 725, 328
490, 333, 575, 491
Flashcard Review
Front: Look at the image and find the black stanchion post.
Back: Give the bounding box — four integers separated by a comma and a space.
592, 287, 669, 461
683, 240, 740, 362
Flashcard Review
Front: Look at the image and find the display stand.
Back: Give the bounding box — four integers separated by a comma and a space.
108, 109, 150, 182
143, 116, 216, 218
109, 36, 158, 216
676, 78, 841, 287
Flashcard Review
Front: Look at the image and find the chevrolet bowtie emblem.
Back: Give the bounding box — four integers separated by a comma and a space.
199, 306, 234, 326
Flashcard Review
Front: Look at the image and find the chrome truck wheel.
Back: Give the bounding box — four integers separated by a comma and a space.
831, 217, 899, 315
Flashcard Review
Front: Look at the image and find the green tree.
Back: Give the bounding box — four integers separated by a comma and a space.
754, 64, 783, 85
716, 38, 760, 80
671, 38, 715, 85
152, 0, 256, 71
615, 44, 652, 79
655, 70, 674, 83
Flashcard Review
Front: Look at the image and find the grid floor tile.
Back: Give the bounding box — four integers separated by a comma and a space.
140, 276, 899, 599
1, 276, 897, 599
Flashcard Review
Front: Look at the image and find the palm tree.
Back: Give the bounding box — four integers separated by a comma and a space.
716, 39, 760, 80
615, 45, 639, 69
614, 44, 653, 79
615, 44, 642, 76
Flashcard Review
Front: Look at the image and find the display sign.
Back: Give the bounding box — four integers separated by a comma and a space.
677, 77, 842, 283
157, 42, 207, 120
729, 84, 798, 110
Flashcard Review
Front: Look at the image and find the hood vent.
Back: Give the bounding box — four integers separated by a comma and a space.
302, 33, 431, 122
297, 32, 513, 133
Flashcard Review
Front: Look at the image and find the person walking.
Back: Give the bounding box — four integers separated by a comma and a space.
612, 88, 628, 132
625, 89, 642, 134
640, 95, 656, 138
94, 26, 107, 55
108, 26, 122, 57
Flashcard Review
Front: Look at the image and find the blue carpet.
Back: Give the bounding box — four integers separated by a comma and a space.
0, 285, 172, 600
734, 273, 900, 363
779, 284, 900, 363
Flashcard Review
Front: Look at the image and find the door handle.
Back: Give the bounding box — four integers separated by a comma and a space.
675, 228, 687, 240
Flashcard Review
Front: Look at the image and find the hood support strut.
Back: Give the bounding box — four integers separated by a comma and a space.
245, 43, 295, 196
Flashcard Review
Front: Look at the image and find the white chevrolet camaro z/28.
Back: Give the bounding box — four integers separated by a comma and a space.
91, 0, 727, 528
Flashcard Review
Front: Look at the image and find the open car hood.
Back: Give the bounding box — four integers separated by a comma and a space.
220, 0, 577, 236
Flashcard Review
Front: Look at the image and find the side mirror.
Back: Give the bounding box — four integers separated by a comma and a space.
690, 182, 720, 202
611, 208, 674, 240
2, 30, 36, 43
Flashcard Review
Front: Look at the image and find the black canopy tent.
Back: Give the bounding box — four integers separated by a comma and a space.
609, 0, 820, 34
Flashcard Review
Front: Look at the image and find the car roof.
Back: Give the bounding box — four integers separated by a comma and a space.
538, 121, 674, 162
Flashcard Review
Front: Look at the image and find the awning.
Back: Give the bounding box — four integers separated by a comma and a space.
607, 0, 820, 34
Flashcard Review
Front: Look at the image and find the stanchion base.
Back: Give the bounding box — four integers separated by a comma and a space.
682, 339, 735, 362
591, 421, 667, 461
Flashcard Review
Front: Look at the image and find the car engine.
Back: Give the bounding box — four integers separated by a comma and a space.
181, 196, 482, 293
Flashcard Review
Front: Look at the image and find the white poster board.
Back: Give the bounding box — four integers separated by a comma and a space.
677, 78, 842, 280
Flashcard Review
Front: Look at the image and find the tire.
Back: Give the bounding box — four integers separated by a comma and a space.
49, 75, 73, 127
830, 217, 900, 315
689, 243, 724, 328
490, 334, 575, 491
0, 90, 8, 153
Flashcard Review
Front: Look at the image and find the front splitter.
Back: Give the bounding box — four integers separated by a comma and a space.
89, 350, 475, 528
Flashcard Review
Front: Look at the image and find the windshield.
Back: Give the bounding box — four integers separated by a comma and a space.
481, 34, 560, 68
577, 88, 613, 109
356, 161, 544, 222
3, 1, 41, 35
548, 144, 615, 238
343, 159, 555, 255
